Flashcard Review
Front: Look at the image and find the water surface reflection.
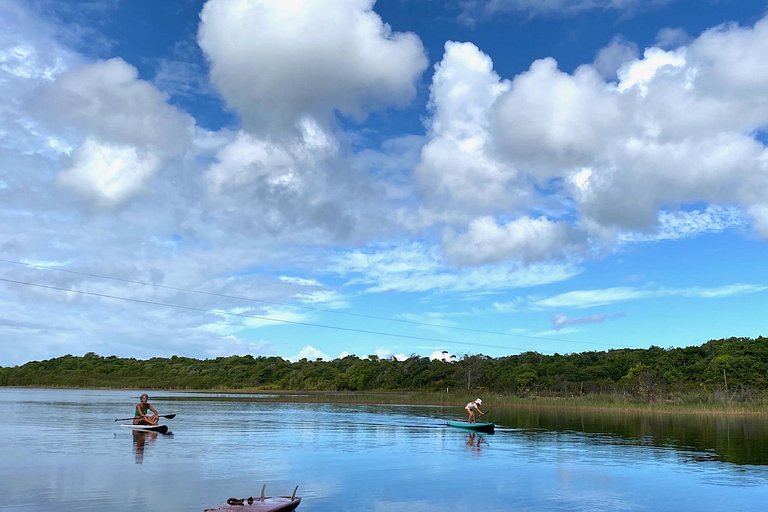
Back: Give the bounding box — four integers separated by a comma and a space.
490, 406, 768, 465
2, 388, 768, 512
131, 430, 157, 464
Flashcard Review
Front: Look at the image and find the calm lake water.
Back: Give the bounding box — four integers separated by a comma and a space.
2, 388, 767, 511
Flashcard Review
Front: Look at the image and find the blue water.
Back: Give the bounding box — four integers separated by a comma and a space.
1, 388, 767, 511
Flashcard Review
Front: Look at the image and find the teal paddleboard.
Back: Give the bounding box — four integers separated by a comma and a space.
446, 420, 495, 432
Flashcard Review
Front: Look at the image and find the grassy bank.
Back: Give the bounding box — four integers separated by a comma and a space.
155, 388, 768, 416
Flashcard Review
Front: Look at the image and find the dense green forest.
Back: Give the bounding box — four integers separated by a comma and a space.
1, 336, 766, 402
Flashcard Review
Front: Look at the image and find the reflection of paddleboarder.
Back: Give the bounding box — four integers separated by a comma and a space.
466, 432, 487, 450
464, 398, 484, 423
132, 430, 157, 464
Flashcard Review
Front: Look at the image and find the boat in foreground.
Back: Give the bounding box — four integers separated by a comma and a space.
446, 420, 495, 433
203, 497, 301, 512
120, 423, 169, 434
204, 486, 301, 512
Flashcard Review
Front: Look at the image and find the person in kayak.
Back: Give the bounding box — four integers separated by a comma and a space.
465, 398, 484, 423
133, 393, 160, 425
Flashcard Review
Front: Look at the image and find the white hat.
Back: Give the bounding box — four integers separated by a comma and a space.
475, 398, 482, 404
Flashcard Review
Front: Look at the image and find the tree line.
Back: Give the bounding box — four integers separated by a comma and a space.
1, 336, 766, 401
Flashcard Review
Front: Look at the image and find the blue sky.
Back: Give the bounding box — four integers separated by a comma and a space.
1, 0, 767, 367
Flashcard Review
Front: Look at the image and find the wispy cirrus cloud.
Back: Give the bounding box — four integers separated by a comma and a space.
329, 242, 581, 293
688, 284, 768, 299
552, 312, 624, 331
536, 283, 768, 309
620, 206, 745, 243
459, 0, 675, 23
202, 305, 310, 334
535, 287, 650, 309
279, 276, 321, 286
292, 290, 349, 309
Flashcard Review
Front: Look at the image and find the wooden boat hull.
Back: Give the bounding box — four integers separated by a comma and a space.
446, 420, 495, 433
121, 423, 169, 434
204, 496, 301, 512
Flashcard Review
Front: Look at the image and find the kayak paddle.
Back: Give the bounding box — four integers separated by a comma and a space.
114, 413, 176, 422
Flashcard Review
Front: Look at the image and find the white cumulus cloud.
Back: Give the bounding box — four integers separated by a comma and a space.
418, 13, 768, 259
442, 216, 579, 265
417, 42, 516, 213
32, 58, 194, 207
198, 0, 428, 134
295, 345, 331, 361
57, 138, 161, 208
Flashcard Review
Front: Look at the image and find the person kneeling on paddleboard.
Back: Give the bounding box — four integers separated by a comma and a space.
134, 393, 160, 425
465, 398, 484, 423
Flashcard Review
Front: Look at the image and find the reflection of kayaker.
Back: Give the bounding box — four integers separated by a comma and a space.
464, 398, 484, 423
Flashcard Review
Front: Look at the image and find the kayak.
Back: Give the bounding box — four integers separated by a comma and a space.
446, 420, 495, 432
204, 486, 301, 512
203, 496, 301, 512
121, 423, 169, 434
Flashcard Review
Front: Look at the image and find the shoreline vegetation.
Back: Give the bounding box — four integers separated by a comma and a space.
0, 337, 768, 415
2, 336, 767, 416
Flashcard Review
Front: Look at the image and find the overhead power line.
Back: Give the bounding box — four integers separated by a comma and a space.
0, 277, 533, 352
0, 257, 615, 349
0, 258, 528, 338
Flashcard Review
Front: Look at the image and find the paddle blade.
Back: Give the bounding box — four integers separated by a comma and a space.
114, 413, 174, 422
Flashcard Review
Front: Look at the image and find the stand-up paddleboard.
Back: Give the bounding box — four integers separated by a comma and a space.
446, 420, 495, 433
121, 423, 169, 434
